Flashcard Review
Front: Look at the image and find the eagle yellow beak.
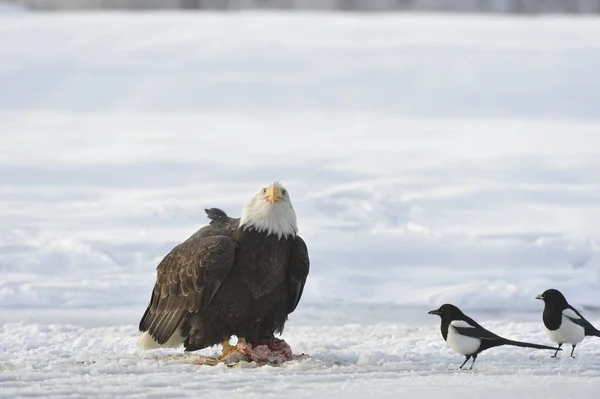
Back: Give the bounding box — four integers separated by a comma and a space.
265, 185, 280, 203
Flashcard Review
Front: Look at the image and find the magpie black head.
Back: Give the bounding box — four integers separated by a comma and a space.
428, 303, 465, 321
535, 288, 568, 308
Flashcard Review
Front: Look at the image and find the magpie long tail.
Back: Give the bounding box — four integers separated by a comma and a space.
503, 339, 561, 351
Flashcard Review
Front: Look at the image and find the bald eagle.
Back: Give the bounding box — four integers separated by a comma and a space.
137, 181, 310, 357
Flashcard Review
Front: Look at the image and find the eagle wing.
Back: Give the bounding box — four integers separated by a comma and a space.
139, 234, 237, 344
287, 235, 310, 313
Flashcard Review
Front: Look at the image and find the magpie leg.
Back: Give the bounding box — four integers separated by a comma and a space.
551, 343, 562, 358
469, 354, 478, 370
459, 355, 471, 370
570, 345, 576, 358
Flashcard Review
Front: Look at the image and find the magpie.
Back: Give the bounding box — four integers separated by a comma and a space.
535, 288, 600, 358
428, 303, 561, 370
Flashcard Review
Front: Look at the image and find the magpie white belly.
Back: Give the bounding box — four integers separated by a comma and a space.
546, 316, 585, 345
447, 326, 481, 355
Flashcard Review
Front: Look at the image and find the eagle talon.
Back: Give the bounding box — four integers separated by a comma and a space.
236, 338, 254, 355
216, 338, 255, 362
217, 340, 236, 360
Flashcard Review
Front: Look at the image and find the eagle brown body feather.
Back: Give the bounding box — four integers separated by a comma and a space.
139, 208, 310, 351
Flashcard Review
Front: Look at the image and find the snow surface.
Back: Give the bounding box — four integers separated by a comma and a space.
2, 11, 600, 398
2, 321, 600, 398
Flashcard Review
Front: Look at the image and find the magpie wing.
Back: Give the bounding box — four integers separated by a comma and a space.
564, 306, 600, 336
451, 319, 503, 341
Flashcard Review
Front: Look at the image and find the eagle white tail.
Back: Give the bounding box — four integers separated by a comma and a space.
137, 330, 183, 350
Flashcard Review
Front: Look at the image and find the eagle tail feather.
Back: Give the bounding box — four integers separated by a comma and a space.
139, 306, 186, 346
205, 208, 228, 220
137, 330, 184, 350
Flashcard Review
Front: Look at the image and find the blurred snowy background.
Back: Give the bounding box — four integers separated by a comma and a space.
2, 0, 600, 327
4, 0, 600, 13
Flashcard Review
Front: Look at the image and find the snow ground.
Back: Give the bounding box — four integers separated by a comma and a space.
2, 10, 600, 398
2, 321, 600, 398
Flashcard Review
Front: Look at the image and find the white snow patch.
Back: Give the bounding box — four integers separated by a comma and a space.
2, 321, 600, 398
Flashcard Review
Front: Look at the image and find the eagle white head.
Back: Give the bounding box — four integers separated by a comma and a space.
239, 181, 298, 239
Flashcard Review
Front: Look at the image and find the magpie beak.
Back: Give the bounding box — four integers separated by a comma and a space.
535, 294, 544, 300
428, 309, 441, 315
